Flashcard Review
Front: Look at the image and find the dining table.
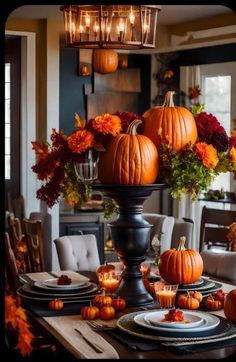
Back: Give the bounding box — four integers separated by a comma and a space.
17, 269, 236, 360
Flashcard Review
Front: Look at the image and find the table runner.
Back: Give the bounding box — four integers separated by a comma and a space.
42, 315, 119, 359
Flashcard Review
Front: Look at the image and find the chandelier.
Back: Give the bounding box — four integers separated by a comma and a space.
60, 5, 161, 49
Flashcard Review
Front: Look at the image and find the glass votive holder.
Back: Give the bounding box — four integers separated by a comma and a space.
154, 282, 178, 308
100, 272, 121, 294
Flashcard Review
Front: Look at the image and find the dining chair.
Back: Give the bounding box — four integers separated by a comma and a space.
23, 218, 46, 272
171, 218, 194, 250
53, 234, 100, 272
199, 206, 236, 252
5, 232, 21, 294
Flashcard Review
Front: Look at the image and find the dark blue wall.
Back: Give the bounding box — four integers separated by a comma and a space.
59, 48, 151, 134
60, 47, 92, 135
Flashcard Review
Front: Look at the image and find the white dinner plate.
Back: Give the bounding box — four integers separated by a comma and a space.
42, 278, 88, 289
34, 280, 91, 291
134, 310, 220, 334
144, 310, 204, 329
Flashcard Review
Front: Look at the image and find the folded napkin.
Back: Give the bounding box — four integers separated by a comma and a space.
42, 315, 119, 359
51, 270, 90, 282
23, 272, 53, 282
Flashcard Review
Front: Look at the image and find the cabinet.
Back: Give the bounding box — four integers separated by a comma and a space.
60, 212, 105, 264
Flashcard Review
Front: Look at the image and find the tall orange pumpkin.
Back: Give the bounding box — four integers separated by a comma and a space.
98, 119, 159, 185
159, 236, 203, 285
93, 49, 118, 74
143, 91, 198, 151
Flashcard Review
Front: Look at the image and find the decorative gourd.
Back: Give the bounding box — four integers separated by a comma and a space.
92, 289, 113, 308
205, 295, 223, 311
98, 119, 159, 185
224, 289, 236, 323
93, 49, 118, 74
99, 306, 116, 320
158, 236, 203, 285
177, 293, 200, 310
112, 297, 126, 311
212, 289, 226, 302
80, 303, 100, 320
49, 299, 64, 310
189, 291, 203, 302
142, 91, 198, 151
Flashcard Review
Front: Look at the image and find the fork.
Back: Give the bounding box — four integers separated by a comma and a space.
86, 320, 115, 331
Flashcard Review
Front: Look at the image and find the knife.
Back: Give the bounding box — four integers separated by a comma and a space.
74, 328, 104, 353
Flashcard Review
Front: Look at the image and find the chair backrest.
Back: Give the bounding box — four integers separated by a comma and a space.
23, 218, 45, 272
199, 206, 236, 252
6, 212, 22, 249
7, 192, 26, 226
5, 232, 21, 293
142, 213, 175, 254
54, 234, 100, 272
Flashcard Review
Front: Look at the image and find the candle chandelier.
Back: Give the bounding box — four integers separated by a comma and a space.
61, 5, 161, 49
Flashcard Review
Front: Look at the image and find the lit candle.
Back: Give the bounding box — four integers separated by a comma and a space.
101, 272, 120, 294
93, 23, 99, 41
85, 13, 90, 28
79, 24, 84, 42
106, 25, 111, 41
154, 283, 178, 308
129, 7, 135, 41
118, 19, 125, 41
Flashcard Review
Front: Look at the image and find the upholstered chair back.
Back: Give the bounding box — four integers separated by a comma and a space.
54, 234, 100, 272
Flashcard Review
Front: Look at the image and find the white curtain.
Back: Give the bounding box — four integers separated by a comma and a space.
172, 65, 203, 251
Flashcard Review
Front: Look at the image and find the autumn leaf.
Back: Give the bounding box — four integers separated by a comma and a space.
74, 112, 86, 129
31, 141, 49, 157
16, 235, 28, 253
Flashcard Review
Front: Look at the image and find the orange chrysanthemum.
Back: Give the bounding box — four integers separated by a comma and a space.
230, 147, 236, 164
92, 113, 122, 136
67, 129, 94, 154
195, 142, 219, 169
66, 191, 81, 206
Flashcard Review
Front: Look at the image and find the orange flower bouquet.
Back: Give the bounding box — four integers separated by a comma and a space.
158, 106, 236, 200
31, 112, 144, 217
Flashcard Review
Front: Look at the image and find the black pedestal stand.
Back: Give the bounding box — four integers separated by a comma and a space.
93, 184, 168, 307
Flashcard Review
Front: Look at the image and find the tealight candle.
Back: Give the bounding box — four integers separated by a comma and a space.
154, 283, 178, 308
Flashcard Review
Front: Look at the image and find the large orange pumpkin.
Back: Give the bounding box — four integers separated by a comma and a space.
98, 119, 159, 184
158, 236, 203, 285
93, 49, 118, 74
143, 91, 198, 151
224, 289, 236, 323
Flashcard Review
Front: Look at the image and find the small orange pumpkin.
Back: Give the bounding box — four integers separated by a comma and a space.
143, 91, 198, 151
112, 297, 126, 311
80, 303, 100, 320
224, 289, 236, 323
49, 299, 64, 310
205, 296, 223, 310
99, 306, 116, 320
159, 236, 203, 285
189, 291, 203, 303
98, 119, 159, 185
177, 293, 200, 310
92, 290, 113, 309
96, 261, 115, 276
93, 49, 118, 74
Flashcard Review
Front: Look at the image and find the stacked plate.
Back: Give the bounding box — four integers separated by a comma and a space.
177, 277, 223, 298
133, 309, 220, 335
17, 277, 100, 304
117, 309, 221, 339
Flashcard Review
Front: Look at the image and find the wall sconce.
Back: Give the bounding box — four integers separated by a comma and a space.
61, 4, 161, 49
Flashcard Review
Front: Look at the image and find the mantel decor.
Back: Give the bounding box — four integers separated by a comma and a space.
60, 4, 161, 49
93, 183, 168, 307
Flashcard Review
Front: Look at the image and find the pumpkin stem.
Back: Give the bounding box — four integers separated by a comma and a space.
177, 236, 186, 251
162, 91, 175, 107
126, 119, 142, 135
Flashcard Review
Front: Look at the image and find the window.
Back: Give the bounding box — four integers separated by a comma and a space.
5, 63, 11, 180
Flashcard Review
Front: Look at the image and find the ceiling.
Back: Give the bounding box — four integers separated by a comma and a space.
8, 5, 233, 26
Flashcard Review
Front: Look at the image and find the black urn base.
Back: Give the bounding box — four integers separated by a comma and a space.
93, 184, 168, 307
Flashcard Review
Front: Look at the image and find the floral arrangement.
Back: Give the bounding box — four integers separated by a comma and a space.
158, 105, 236, 200
32, 103, 236, 214
32, 112, 144, 218
227, 222, 236, 251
